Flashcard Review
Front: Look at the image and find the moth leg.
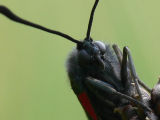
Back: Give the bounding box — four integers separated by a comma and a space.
122, 47, 144, 102
120, 45, 135, 98
113, 44, 151, 93
137, 79, 151, 93
124, 46, 151, 93
112, 44, 123, 65
121, 45, 128, 86
122, 47, 154, 119
85, 77, 151, 112
112, 44, 138, 96
85, 80, 116, 108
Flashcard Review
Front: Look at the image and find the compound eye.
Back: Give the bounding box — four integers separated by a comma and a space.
94, 41, 106, 54
78, 50, 90, 65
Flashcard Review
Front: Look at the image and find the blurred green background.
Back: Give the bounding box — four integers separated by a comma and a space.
0, 0, 160, 120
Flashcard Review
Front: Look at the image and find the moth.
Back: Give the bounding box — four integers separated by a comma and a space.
0, 0, 160, 120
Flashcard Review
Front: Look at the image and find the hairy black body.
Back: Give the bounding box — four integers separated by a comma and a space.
67, 43, 122, 119
67, 44, 122, 91
66, 41, 139, 120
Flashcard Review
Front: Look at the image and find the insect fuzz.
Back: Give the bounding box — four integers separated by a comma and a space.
0, 0, 160, 120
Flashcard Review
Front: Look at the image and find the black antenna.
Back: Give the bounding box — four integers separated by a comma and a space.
0, 6, 82, 45
86, 0, 99, 40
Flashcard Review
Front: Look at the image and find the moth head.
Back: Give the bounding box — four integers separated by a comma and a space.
77, 40, 106, 70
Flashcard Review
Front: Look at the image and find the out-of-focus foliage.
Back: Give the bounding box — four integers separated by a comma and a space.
0, 0, 160, 120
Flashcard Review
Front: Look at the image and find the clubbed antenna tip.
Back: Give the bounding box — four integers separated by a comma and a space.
0, 5, 82, 45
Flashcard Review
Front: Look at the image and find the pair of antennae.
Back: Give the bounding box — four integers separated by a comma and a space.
0, 0, 99, 45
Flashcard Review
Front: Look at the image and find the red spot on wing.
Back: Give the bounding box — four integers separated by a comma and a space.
78, 92, 98, 120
